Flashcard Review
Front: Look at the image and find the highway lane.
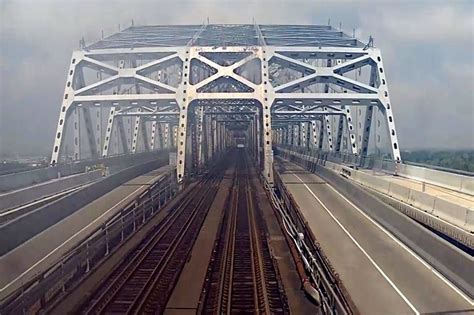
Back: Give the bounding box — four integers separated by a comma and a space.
275, 159, 473, 314
0, 183, 94, 224
0, 165, 172, 301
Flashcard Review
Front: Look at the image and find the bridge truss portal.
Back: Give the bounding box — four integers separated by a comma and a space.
51, 24, 401, 183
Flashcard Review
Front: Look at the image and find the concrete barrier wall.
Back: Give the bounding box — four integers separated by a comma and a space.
466, 211, 474, 233
353, 170, 390, 194
387, 183, 411, 203
0, 168, 59, 193
433, 199, 471, 231
0, 157, 168, 255
335, 163, 472, 232
407, 190, 436, 214
0, 170, 103, 211
324, 161, 343, 173
399, 163, 474, 196
0, 151, 169, 193
276, 147, 473, 233
348, 167, 472, 232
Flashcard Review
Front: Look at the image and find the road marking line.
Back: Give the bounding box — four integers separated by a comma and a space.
0, 174, 160, 293
325, 177, 474, 306
0, 184, 93, 217
291, 172, 420, 315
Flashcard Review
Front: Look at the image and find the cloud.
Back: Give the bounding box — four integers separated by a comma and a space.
0, 0, 473, 156
361, 4, 473, 42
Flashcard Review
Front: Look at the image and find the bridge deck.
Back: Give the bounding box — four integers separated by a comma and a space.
0, 165, 173, 300
275, 158, 472, 314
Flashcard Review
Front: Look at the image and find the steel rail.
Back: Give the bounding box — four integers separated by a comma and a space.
83, 178, 207, 313
199, 152, 289, 314
132, 176, 221, 313
82, 164, 225, 314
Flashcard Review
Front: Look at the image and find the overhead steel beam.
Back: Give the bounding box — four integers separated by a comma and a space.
51, 24, 402, 183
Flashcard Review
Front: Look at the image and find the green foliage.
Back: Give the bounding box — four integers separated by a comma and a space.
401, 150, 474, 172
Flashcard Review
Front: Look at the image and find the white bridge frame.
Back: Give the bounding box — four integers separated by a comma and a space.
51, 24, 401, 183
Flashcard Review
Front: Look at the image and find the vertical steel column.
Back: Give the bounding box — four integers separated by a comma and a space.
218, 122, 223, 154
214, 119, 220, 156
202, 114, 208, 163
102, 106, 116, 157
287, 124, 294, 146
96, 108, 102, 156
77, 65, 98, 159
324, 114, 334, 152
157, 122, 164, 150
83, 107, 98, 158
172, 125, 177, 148
221, 123, 225, 153
217, 120, 222, 155
176, 46, 192, 181
255, 112, 262, 166
311, 120, 318, 148
361, 65, 377, 157
209, 115, 215, 160
150, 121, 157, 151
318, 119, 325, 150
345, 107, 358, 154
212, 116, 217, 156
73, 107, 81, 160
252, 116, 257, 159
163, 123, 169, 149
117, 116, 128, 154
141, 120, 150, 151
301, 122, 307, 148
294, 124, 299, 147
375, 50, 401, 162
248, 117, 254, 157
296, 123, 301, 147
190, 112, 198, 170
51, 52, 81, 165
131, 108, 142, 153
336, 113, 345, 152
322, 59, 334, 152
113, 121, 119, 155
196, 106, 204, 166
261, 107, 273, 182
305, 122, 311, 150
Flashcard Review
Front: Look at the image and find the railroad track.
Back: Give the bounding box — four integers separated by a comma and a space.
80, 161, 226, 314
200, 154, 289, 314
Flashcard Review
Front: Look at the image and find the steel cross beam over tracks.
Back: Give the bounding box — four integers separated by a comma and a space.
51, 23, 401, 184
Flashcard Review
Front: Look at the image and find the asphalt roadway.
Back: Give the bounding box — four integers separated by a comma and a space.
275, 158, 473, 315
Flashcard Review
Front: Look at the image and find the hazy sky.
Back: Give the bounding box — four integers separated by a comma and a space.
0, 0, 473, 157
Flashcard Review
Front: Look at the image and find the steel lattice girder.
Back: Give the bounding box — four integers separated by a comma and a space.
51, 24, 401, 184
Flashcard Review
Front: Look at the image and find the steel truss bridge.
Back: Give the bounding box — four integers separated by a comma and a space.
51, 23, 401, 183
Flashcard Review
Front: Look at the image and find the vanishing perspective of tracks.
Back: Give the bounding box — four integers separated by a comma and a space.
78, 152, 288, 314
80, 161, 226, 314
199, 154, 289, 314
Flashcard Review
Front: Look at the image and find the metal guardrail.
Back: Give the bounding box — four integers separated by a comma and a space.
268, 169, 357, 315
0, 169, 178, 314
